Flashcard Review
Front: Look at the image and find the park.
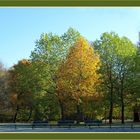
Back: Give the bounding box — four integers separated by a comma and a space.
0, 27, 140, 132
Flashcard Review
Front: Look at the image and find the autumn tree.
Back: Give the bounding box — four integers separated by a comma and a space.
56, 37, 101, 121
8, 59, 40, 122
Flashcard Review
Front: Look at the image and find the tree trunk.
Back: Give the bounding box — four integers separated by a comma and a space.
13, 105, 19, 123
60, 102, 65, 120
120, 76, 125, 124
104, 107, 107, 124
121, 93, 124, 124
76, 104, 80, 124
109, 85, 113, 124
133, 105, 139, 122
134, 112, 139, 122
108, 65, 114, 124
27, 107, 32, 122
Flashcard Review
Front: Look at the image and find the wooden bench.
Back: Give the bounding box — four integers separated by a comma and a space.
32, 120, 48, 129
84, 120, 102, 128
57, 120, 75, 128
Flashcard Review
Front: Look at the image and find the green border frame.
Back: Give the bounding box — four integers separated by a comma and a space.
0, 133, 140, 139
0, 0, 140, 139
0, 0, 140, 6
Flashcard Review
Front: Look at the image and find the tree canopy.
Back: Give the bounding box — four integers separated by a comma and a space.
0, 29, 140, 123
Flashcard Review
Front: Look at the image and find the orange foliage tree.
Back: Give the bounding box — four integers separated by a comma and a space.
56, 37, 101, 121
8, 59, 36, 122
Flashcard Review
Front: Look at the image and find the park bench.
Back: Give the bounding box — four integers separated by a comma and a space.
32, 120, 48, 129
57, 120, 75, 128
0, 123, 32, 130
84, 120, 102, 128
109, 123, 134, 129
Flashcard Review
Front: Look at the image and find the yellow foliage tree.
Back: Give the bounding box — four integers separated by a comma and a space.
56, 37, 101, 120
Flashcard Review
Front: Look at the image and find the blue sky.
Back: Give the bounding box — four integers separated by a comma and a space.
0, 8, 140, 68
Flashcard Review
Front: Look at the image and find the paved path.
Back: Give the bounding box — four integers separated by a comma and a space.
0, 127, 140, 132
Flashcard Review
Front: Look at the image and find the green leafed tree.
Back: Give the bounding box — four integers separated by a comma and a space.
0, 62, 10, 121
30, 28, 81, 120
94, 32, 137, 124
126, 46, 140, 122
